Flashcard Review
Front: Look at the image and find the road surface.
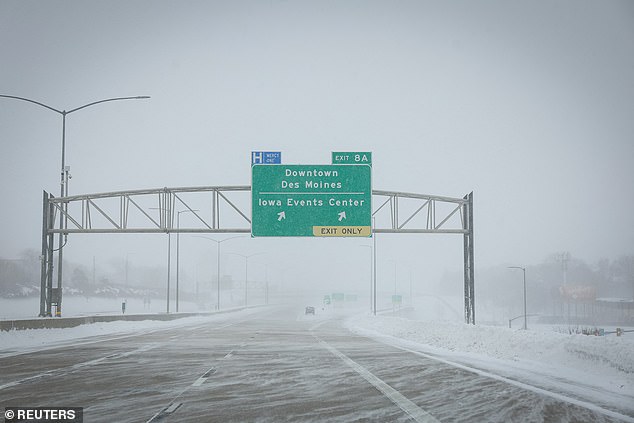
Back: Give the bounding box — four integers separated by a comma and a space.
1, 306, 629, 422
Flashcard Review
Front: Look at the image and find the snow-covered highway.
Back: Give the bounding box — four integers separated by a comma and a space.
1, 306, 632, 422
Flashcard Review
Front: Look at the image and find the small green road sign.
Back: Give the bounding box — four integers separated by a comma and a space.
392, 294, 402, 304
332, 152, 372, 165
252, 164, 371, 237
332, 293, 345, 302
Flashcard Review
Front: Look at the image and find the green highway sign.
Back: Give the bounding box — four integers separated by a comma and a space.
252, 164, 371, 237
332, 151, 372, 165
332, 293, 345, 302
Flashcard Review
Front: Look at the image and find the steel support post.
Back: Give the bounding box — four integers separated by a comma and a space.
39, 191, 49, 317
373, 219, 377, 316
463, 192, 475, 324
46, 198, 55, 317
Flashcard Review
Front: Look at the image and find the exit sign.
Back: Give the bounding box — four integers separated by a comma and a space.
252, 164, 371, 237
332, 152, 372, 165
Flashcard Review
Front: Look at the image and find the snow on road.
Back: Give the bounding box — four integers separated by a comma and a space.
347, 313, 634, 419
2, 295, 633, 417
0, 307, 261, 356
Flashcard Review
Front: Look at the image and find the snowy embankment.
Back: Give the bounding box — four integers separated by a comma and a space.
349, 315, 634, 373
346, 314, 634, 416
0, 296, 203, 320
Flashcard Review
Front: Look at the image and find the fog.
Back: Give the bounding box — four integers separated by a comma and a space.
1, 1, 633, 317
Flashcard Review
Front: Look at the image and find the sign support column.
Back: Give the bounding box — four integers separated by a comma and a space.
463, 192, 475, 324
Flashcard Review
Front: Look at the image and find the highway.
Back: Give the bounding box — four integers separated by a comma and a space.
0, 306, 627, 422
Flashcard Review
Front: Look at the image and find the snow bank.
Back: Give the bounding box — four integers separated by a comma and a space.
346, 312, 634, 416
347, 316, 634, 374
0, 296, 207, 320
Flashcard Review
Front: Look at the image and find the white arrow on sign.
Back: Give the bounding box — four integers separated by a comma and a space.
277, 211, 286, 221
338, 211, 346, 221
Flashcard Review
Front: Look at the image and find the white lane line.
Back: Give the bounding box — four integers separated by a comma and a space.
0, 372, 53, 390
147, 366, 216, 423
164, 402, 182, 413
191, 377, 206, 387
394, 344, 634, 423
192, 367, 216, 387
223, 350, 234, 359
318, 339, 439, 423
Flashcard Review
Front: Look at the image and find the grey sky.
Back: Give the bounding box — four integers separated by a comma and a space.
1, 1, 633, 291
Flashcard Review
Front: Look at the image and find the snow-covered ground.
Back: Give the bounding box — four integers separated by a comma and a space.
0, 295, 230, 320
345, 298, 634, 420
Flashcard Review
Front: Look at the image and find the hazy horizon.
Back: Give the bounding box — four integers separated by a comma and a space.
1, 1, 633, 296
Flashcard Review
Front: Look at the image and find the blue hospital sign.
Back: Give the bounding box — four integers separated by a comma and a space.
252, 151, 282, 165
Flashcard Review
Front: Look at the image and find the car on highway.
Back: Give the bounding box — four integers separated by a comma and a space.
305, 306, 315, 315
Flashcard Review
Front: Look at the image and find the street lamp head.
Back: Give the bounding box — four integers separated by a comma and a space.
192, 235, 247, 244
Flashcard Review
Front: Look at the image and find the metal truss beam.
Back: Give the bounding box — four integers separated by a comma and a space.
46, 186, 469, 235
40, 186, 475, 323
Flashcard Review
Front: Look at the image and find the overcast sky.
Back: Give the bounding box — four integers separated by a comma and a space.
1, 1, 633, 293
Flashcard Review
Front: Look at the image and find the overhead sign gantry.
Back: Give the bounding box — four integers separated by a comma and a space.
38, 151, 474, 324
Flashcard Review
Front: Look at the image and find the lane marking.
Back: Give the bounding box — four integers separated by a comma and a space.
317, 338, 439, 423
192, 367, 216, 387
146, 366, 216, 423
149, 316, 269, 422
191, 377, 206, 387
354, 329, 634, 423
394, 344, 634, 423
147, 401, 183, 423
165, 402, 182, 413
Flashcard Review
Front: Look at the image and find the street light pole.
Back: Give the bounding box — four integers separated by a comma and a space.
193, 236, 246, 310
360, 245, 372, 314
167, 234, 171, 313
226, 252, 265, 307
508, 266, 527, 330
125, 253, 136, 287
176, 209, 199, 312
373, 217, 377, 316
150, 206, 171, 313
1, 94, 150, 317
